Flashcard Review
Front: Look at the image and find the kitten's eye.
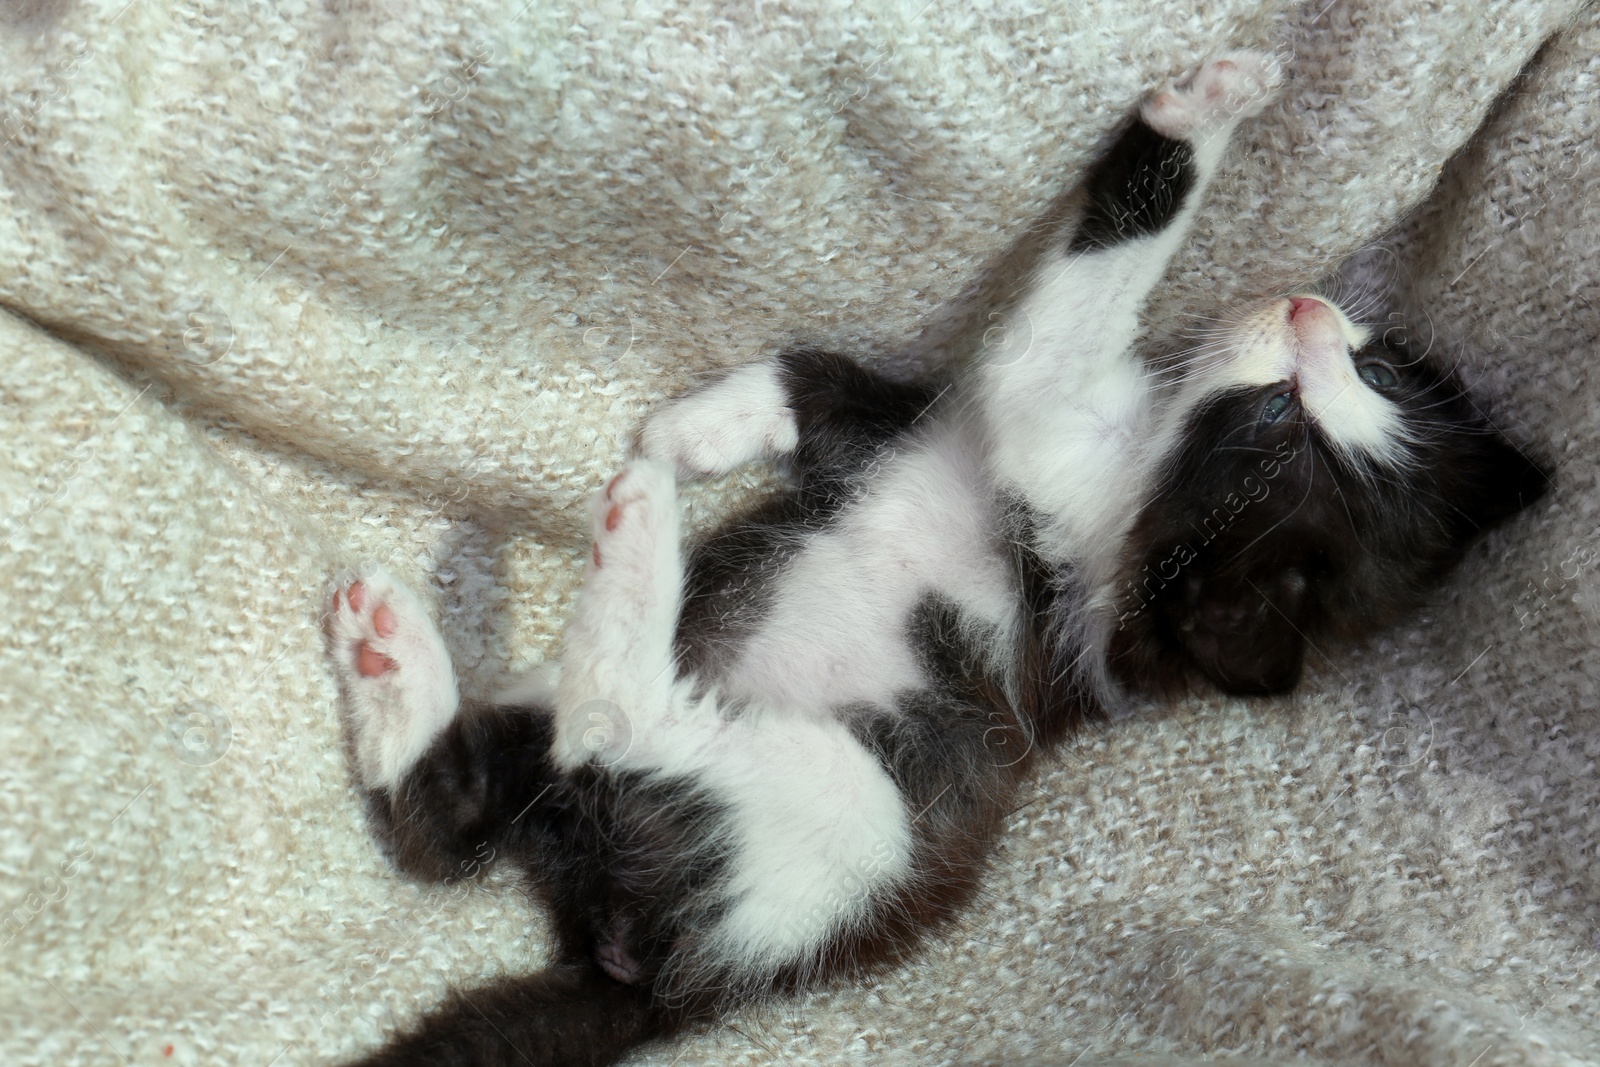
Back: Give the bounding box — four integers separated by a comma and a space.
1357, 360, 1398, 390
1259, 391, 1295, 427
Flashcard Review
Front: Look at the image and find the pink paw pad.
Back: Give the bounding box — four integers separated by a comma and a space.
332, 576, 405, 678
1141, 51, 1280, 140
585, 460, 676, 576
595, 467, 648, 548
357, 642, 397, 677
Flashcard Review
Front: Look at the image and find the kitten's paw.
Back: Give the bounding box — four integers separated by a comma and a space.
327, 567, 460, 792
640, 361, 799, 478
589, 460, 680, 584
1142, 50, 1282, 141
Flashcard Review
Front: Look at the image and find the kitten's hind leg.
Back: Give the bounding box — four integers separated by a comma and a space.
329, 569, 565, 884
328, 568, 461, 794
640, 361, 799, 478
552, 459, 685, 769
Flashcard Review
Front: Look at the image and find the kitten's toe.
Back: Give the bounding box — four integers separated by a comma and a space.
327, 567, 460, 792
1142, 50, 1282, 140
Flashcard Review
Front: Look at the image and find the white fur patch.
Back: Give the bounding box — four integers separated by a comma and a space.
697, 706, 910, 971
979, 241, 1166, 568
548, 456, 912, 972
718, 423, 1019, 714
328, 567, 460, 793
641, 360, 800, 478
602, 682, 912, 973
1201, 296, 1407, 465
552, 459, 683, 770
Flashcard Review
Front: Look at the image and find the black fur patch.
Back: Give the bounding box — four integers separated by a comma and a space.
858, 597, 1024, 836
778, 347, 942, 514
675, 494, 808, 677
349, 963, 662, 1067
1002, 501, 1104, 749
836, 547, 1101, 976
1109, 337, 1550, 695
356, 704, 738, 1063
364, 702, 559, 884
1068, 118, 1196, 251
838, 597, 1025, 976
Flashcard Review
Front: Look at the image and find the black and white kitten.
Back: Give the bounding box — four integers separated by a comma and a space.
327, 52, 1545, 1067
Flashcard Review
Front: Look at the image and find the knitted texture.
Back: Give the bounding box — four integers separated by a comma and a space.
2, 1, 1597, 1064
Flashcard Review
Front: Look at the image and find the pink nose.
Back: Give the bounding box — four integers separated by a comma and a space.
1288, 296, 1322, 321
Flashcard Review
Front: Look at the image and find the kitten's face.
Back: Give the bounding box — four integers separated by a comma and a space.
1110, 295, 1548, 696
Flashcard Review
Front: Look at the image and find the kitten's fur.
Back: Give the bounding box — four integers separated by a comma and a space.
327, 52, 1546, 1067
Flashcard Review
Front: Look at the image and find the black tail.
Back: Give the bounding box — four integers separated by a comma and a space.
351, 961, 675, 1067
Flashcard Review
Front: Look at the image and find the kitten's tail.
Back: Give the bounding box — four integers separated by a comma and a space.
349, 962, 676, 1067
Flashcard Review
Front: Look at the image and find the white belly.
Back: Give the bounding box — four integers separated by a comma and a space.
719, 425, 1017, 715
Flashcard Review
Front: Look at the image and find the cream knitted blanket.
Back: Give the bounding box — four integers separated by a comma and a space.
4, 1, 1598, 1064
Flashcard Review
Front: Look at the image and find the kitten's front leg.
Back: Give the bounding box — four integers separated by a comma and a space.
1013, 51, 1281, 365
1069, 51, 1280, 266
982, 52, 1281, 554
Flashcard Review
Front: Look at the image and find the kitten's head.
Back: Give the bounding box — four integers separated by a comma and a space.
1109, 295, 1549, 696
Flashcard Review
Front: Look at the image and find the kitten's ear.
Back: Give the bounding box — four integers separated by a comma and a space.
1162, 569, 1309, 696
1458, 429, 1551, 532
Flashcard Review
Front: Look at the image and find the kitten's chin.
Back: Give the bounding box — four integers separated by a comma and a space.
1166, 298, 1297, 405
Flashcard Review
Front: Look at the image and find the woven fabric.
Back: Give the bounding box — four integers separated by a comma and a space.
3, 1, 1596, 1063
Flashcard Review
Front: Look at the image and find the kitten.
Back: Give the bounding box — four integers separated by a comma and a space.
326, 52, 1546, 1067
